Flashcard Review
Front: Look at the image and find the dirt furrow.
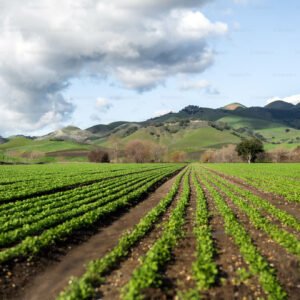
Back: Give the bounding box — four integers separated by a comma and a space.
198, 177, 264, 300
95, 178, 185, 300
155, 175, 196, 299
210, 180, 300, 299
1, 173, 179, 300
209, 174, 300, 239
206, 168, 300, 220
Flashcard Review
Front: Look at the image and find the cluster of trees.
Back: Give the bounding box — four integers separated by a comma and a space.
201, 139, 264, 163
125, 140, 167, 163
124, 141, 189, 163
265, 146, 300, 163
88, 137, 300, 164
88, 149, 110, 163
87, 139, 188, 163
201, 144, 242, 163
201, 139, 300, 163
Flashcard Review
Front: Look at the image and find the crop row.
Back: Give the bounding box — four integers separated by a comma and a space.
205, 170, 300, 232
191, 169, 218, 291
204, 173, 300, 257
0, 167, 176, 232
0, 163, 161, 185
57, 168, 187, 300
0, 164, 174, 202
0, 168, 177, 264
0, 172, 136, 215
0, 166, 175, 215
206, 164, 300, 202
0, 170, 173, 248
122, 171, 190, 300
198, 172, 287, 299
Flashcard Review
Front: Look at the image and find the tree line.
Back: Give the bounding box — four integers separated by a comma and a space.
88, 138, 300, 163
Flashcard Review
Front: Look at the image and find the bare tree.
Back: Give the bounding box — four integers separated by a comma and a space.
269, 147, 289, 163
88, 149, 110, 163
201, 149, 216, 163
125, 140, 151, 163
150, 143, 167, 162
109, 135, 122, 162
125, 140, 167, 163
201, 145, 241, 163
169, 151, 187, 163
291, 146, 300, 162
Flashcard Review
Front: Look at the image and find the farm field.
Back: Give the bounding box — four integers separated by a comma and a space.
0, 163, 299, 300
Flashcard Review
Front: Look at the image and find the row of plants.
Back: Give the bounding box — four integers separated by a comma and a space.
57, 169, 187, 300
0, 172, 138, 221
204, 173, 300, 257
206, 170, 300, 232
0, 164, 173, 203
0, 171, 173, 248
0, 166, 176, 216
0, 163, 162, 186
206, 164, 300, 203
0, 171, 178, 247
122, 171, 191, 300
191, 169, 218, 291
0, 170, 176, 264
199, 172, 287, 299
0, 167, 176, 233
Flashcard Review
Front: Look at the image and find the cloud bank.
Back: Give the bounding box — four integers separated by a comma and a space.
0, 0, 227, 135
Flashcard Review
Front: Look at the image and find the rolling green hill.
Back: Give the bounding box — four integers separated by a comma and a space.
1, 100, 299, 163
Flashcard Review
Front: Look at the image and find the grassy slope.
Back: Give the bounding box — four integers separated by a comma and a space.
0, 137, 91, 163
218, 116, 300, 149
256, 127, 300, 142
218, 116, 284, 130
0, 137, 90, 152
100, 125, 240, 153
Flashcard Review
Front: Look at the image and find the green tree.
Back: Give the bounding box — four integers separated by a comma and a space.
236, 138, 264, 163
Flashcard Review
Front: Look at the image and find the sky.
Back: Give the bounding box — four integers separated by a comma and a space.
0, 0, 300, 136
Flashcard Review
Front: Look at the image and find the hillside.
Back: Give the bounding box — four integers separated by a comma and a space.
222, 102, 247, 110
0, 100, 299, 162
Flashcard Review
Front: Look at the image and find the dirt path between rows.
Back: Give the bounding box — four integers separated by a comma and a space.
5, 174, 179, 300
96, 176, 184, 300
198, 176, 264, 300
210, 180, 300, 299
207, 172, 300, 240
158, 175, 196, 298
206, 168, 300, 220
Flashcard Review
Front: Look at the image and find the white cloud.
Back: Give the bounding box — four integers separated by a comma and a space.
180, 79, 219, 94
266, 94, 300, 105
0, 0, 228, 134
95, 98, 113, 112
91, 97, 113, 123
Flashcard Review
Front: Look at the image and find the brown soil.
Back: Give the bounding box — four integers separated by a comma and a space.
198, 177, 264, 300
155, 175, 196, 299
0, 172, 180, 300
207, 168, 300, 220
209, 179, 300, 299
96, 176, 185, 300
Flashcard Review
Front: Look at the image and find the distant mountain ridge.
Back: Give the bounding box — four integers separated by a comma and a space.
265, 100, 296, 110
0, 100, 299, 163
222, 102, 247, 111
